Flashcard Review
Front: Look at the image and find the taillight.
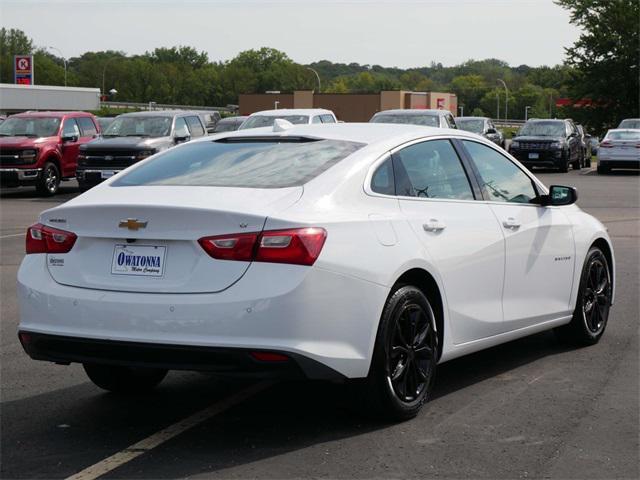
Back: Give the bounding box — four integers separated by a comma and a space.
599, 141, 613, 148
26, 223, 77, 254
198, 227, 327, 266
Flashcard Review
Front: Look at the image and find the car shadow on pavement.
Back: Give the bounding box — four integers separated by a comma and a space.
1, 331, 578, 479
0, 185, 80, 201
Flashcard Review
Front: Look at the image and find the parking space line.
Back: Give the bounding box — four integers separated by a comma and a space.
0, 233, 24, 239
65, 381, 272, 480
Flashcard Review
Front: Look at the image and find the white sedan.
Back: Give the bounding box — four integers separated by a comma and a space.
17, 123, 615, 420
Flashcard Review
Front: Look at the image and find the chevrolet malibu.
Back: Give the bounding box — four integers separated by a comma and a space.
17, 123, 615, 420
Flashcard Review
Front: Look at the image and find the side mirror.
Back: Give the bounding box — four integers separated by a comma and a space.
62, 133, 79, 143
540, 185, 578, 206
486, 128, 497, 134
174, 133, 190, 144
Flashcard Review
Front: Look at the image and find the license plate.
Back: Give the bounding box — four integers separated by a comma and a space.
528, 153, 539, 159
111, 244, 166, 277
101, 170, 116, 179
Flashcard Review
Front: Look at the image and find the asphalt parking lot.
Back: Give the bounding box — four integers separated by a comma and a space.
1, 167, 638, 480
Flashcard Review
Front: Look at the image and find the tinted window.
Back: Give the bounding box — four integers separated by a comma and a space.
77, 117, 97, 136
393, 140, 474, 200
463, 141, 537, 203
62, 118, 79, 138
174, 117, 189, 138
186, 116, 205, 137
321, 114, 336, 123
113, 139, 364, 188
371, 157, 395, 195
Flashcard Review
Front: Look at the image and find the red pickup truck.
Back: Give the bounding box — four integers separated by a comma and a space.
0, 111, 100, 195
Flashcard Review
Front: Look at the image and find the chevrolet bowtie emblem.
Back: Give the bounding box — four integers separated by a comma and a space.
119, 218, 148, 230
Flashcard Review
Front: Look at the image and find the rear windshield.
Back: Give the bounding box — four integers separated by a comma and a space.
239, 115, 309, 130
456, 119, 484, 133
112, 139, 364, 188
370, 114, 439, 127
606, 130, 640, 140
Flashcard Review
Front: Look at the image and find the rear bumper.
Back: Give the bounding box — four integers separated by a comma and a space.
597, 159, 640, 170
0, 168, 42, 187
17, 255, 388, 379
18, 331, 344, 380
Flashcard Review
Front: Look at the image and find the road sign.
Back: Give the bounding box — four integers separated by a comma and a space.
14, 55, 34, 85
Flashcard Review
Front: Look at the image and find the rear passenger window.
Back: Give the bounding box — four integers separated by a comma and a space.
185, 116, 205, 137
76, 117, 97, 136
393, 140, 474, 200
312, 116, 323, 124
371, 157, 395, 195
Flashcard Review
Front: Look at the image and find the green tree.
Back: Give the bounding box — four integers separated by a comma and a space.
555, 0, 640, 132
450, 74, 487, 113
0, 28, 34, 83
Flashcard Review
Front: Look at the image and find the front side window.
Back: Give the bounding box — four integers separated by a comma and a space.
392, 139, 474, 200
174, 117, 190, 138
445, 114, 457, 129
462, 140, 537, 203
321, 114, 336, 123
0, 117, 61, 138
113, 139, 364, 188
312, 116, 322, 124
62, 118, 80, 138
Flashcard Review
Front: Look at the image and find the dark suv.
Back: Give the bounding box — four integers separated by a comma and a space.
77, 111, 206, 190
510, 119, 582, 172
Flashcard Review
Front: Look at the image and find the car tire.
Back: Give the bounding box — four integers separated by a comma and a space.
554, 247, 612, 346
36, 161, 60, 196
559, 160, 569, 173
356, 285, 438, 421
572, 155, 582, 170
83, 364, 168, 393
597, 166, 610, 174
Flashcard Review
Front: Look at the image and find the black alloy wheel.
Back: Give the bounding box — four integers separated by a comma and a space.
387, 303, 437, 403
555, 247, 612, 345
357, 286, 438, 421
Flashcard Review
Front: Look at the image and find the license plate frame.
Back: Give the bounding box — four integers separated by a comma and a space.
111, 244, 167, 277
101, 170, 116, 179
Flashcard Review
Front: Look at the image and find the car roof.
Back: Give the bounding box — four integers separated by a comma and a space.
204, 122, 479, 151
457, 116, 489, 121
12, 111, 92, 118
248, 109, 334, 117
373, 109, 451, 116
117, 111, 197, 118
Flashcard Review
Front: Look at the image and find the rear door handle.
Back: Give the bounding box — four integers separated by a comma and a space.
423, 219, 447, 232
502, 217, 521, 229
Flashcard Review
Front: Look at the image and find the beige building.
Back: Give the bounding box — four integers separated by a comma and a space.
239, 90, 458, 122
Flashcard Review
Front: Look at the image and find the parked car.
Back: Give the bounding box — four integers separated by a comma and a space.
198, 111, 221, 134
618, 118, 640, 129
455, 116, 504, 147
0, 111, 100, 195
597, 129, 640, 174
213, 116, 248, 133
96, 117, 115, 132
370, 109, 457, 129
76, 111, 206, 191
17, 123, 614, 421
510, 118, 582, 172
576, 124, 591, 168
239, 109, 337, 130
589, 136, 600, 156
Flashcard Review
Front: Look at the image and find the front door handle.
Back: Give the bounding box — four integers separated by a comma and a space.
502, 217, 521, 229
423, 219, 447, 232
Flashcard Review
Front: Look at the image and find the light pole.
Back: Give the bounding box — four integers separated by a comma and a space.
306, 67, 321, 93
496, 90, 500, 121
525, 105, 532, 121
459, 105, 464, 117
102, 57, 117, 98
47, 46, 67, 86
497, 78, 508, 121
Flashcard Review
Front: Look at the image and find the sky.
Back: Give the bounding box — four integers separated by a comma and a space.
1, 0, 581, 68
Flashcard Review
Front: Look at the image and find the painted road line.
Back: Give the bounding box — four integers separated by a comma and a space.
65, 381, 272, 480
0, 233, 24, 239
